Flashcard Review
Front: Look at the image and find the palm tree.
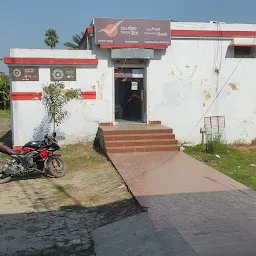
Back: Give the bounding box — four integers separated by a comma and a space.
44, 29, 59, 49
63, 31, 84, 50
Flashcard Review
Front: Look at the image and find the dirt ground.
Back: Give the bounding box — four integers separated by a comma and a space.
0, 113, 143, 255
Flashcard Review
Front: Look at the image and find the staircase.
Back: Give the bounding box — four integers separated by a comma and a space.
99, 124, 180, 154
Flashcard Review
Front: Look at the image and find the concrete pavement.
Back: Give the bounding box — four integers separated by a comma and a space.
93, 213, 198, 256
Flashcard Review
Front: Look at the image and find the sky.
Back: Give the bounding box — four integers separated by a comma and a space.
1, 0, 256, 72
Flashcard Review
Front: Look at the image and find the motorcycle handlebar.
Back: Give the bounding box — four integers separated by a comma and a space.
44, 134, 56, 145
43, 134, 60, 150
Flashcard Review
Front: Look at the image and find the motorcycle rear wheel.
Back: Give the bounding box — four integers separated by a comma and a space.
46, 156, 66, 178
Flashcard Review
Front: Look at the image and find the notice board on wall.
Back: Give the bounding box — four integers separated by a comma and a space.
11, 67, 39, 81
50, 67, 76, 81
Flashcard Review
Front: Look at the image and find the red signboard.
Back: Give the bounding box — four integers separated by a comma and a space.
94, 18, 170, 46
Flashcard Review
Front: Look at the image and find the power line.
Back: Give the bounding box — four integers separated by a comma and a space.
184, 58, 242, 143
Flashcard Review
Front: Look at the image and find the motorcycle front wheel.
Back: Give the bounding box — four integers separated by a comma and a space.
46, 156, 66, 178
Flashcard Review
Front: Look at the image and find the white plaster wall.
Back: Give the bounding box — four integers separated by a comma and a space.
10, 49, 96, 58
9, 49, 114, 147
147, 38, 256, 144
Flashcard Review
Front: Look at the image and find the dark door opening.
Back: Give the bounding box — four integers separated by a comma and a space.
115, 68, 145, 123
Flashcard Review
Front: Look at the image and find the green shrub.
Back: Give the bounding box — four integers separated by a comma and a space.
0, 74, 10, 110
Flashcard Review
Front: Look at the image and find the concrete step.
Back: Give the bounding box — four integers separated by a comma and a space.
107, 145, 180, 154
103, 128, 173, 136
104, 133, 176, 142
106, 139, 179, 147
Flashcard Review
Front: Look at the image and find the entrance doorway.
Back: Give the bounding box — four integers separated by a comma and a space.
114, 68, 146, 123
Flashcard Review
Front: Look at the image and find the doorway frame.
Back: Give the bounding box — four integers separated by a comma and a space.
113, 62, 148, 125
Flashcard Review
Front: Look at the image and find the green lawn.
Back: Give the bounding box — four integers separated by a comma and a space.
0, 109, 11, 138
0, 109, 11, 119
184, 144, 256, 190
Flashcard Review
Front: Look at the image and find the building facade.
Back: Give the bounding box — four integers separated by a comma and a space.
4, 19, 256, 148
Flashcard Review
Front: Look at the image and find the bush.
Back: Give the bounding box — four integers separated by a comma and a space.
42, 82, 81, 132
206, 139, 227, 154
0, 74, 10, 109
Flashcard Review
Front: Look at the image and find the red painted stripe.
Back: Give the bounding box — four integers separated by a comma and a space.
86, 26, 256, 38
10, 92, 42, 100
171, 29, 256, 37
4, 57, 98, 65
84, 26, 256, 37
100, 44, 168, 49
11, 91, 96, 100
81, 91, 96, 99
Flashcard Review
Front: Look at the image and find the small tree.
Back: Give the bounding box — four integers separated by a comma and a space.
0, 74, 10, 109
44, 29, 59, 49
42, 82, 80, 133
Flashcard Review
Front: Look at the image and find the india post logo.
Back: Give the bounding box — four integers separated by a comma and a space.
98, 20, 124, 37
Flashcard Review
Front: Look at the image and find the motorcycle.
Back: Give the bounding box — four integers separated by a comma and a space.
0, 133, 66, 184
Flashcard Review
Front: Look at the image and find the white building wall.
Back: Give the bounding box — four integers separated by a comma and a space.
147, 37, 256, 144
9, 49, 114, 147
7, 21, 256, 147
171, 21, 256, 32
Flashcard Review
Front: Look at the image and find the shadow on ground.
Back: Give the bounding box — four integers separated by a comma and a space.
0, 176, 143, 256
0, 129, 12, 148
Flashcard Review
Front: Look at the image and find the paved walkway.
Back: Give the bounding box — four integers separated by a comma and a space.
93, 213, 198, 256
109, 151, 256, 256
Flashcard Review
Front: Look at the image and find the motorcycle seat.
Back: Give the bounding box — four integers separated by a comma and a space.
0, 143, 25, 155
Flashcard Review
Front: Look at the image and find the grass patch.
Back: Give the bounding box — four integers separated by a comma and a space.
0, 109, 11, 161
0, 109, 11, 139
53, 184, 73, 193
0, 109, 11, 119
184, 144, 256, 190
205, 139, 227, 154
61, 142, 108, 172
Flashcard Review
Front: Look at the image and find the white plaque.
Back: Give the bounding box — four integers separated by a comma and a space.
132, 69, 143, 78
131, 81, 138, 90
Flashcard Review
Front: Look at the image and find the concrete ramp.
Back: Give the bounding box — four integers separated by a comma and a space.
109, 151, 248, 196
109, 151, 256, 256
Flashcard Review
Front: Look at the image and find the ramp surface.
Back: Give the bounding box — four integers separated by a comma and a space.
109, 151, 256, 256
